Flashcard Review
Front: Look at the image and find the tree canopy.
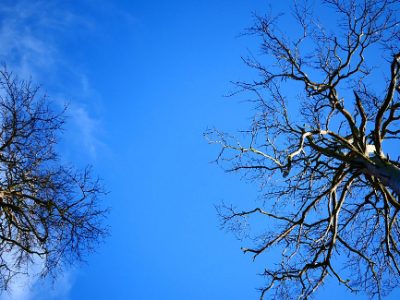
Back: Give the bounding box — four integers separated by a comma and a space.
208, 0, 400, 298
0, 68, 107, 290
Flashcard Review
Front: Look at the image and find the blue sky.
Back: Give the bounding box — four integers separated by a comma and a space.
0, 1, 399, 299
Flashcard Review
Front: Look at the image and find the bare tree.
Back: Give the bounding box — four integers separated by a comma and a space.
207, 0, 400, 299
0, 68, 107, 290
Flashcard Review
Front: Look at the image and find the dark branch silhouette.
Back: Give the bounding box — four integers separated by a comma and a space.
0, 68, 107, 290
207, 0, 400, 298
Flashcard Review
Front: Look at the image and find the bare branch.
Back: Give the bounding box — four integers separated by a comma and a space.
209, 1, 400, 298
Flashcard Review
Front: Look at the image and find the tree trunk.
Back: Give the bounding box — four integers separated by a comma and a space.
363, 157, 400, 197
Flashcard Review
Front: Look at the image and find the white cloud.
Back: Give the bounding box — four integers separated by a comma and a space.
0, 269, 75, 300
0, 1, 62, 79
0, 0, 104, 160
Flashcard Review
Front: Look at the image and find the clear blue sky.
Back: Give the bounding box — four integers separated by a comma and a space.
0, 1, 399, 299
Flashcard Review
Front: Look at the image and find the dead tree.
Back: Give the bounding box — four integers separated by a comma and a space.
207, 0, 400, 299
0, 68, 107, 290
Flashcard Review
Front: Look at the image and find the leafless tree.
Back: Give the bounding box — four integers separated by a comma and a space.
207, 0, 400, 299
0, 68, 107, 290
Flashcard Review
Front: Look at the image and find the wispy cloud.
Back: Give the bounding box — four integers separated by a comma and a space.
0, 251, 74, 300
69, 104, 103, 159
0, 0, 104, 160
0, 2, 54, 78
0, 1, 84, 79
0, 269, 75, 300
